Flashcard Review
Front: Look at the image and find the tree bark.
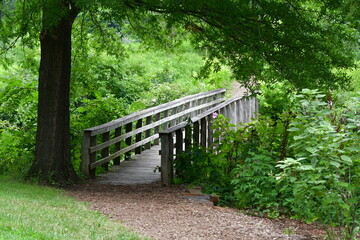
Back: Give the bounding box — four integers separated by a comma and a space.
29, 2, 79, 185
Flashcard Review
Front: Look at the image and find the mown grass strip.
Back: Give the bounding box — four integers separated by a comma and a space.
0, 176, 146, 240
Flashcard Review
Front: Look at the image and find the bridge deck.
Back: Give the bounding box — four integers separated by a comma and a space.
96, 145, 161, 185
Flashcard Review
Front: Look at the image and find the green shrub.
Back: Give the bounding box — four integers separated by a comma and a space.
276, 89, 360, 239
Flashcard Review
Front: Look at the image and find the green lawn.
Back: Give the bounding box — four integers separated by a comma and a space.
0, 176, 145, 240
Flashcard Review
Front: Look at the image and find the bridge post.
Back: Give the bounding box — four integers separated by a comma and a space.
81, 131, 97, 178
160, 132, 174, 186
81, 131, 91, 177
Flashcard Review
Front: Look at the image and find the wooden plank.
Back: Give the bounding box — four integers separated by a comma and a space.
200, 118, 207, 148
125, 122, 132, 160
175, 128, 184, 156
135, 119, 142, 154
90, 134, 159, 169
185, 124, 192, 151
89, 135, 97, 178
114, 126, 121, 165
101, 132, 110, 171
145, 116, 152, 149
86, 88, 226, 136
191, 97, 243, 122
159, 122, 188, 134
154, 113, 160, 145
207, 115, 214, 148
193, 121, 200, 146
163, 110, 169, 131
170, 107, 177, 127
81, 131, 91, 176
160, 132, 174, 186
238, 99, 244, 124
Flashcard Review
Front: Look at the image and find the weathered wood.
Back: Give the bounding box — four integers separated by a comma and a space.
125, 122, 132, 160
86, 88, 226, 136
193, 120, 200, 146
185, 124, 192, 151
88, 98, 226, 153
200, 118, 207, 148
114, 127, 122, 165
170, 107, 178, 127
160, 132, 174, 186
81, 131, 91, 176
91, 134, 159, 169
145, 116, 152, 149
89, 135, 97, 178
191, 97, 243, 122
163, 110, 169, 131
135, 119, 142, 154
101, 132, 110, 171
154, 113, 161, 145
175, 128, 183, 176
175, 128, 184, 155
81, 89, 259, 180
207, 115, 214, 147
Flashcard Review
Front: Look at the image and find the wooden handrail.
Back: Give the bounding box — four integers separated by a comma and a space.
159, 96, 258, 185
81, 88, 226, 177
84, 88, 226, 136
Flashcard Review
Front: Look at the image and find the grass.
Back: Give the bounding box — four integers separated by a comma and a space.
0, 176, 146, 240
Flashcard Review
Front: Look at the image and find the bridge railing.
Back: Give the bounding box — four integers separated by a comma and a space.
159, 96, 258, 185
81, 88, 226, 177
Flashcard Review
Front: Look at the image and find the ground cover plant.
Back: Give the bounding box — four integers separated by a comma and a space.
0, 176, 145, 240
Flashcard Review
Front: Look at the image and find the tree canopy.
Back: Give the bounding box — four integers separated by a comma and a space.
0, 0, 358, 184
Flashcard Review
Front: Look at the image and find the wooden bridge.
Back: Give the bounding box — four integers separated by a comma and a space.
81, 88, 258, 185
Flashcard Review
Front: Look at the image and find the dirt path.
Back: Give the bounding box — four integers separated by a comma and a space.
67, 181, 324, 240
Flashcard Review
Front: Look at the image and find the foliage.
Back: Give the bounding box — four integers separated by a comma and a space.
0, 66, 37, 176
0, 176, 145, 239
276, 89, 360, 239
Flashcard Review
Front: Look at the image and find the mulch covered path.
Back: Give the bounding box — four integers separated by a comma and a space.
66, 181, 325, 240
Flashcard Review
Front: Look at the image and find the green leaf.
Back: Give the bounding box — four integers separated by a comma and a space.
340, 155, 352, 164
329, 161, 340, 168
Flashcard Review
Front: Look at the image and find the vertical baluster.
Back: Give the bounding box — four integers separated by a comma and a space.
114, 126, 122, 165
193, 120, 200, 146
200, 118, 207, 148
170, 107, 177, 127
238, 99, 244, 124
163, 110, 169, 131
101, 132, 110, 171
145, 116, 152, 149
175, 128, 184, 176
89, 135, 97, 178
125, 122, 132, 160
81, 131, 91, 177
185, 124, 192, 151
154, 113, 161, 145
207, 115, 214, 149
135, 119, 142, 154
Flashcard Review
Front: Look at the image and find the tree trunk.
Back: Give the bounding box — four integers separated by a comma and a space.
29, 3, 79, 185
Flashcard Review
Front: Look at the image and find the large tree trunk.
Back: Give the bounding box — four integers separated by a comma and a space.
29, 2, 79, 185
